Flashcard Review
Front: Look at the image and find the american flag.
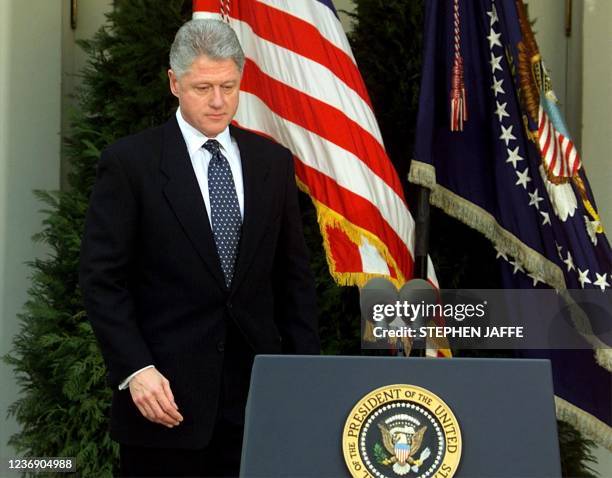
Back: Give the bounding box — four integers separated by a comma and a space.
538, 106, 581, 179
410, 0, 611, 448
192, 0, 438, 290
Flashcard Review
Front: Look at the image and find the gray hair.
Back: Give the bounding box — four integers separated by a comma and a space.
169, 19, 245, 78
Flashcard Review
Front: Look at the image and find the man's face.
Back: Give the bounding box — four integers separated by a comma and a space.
168, 55, 241, 138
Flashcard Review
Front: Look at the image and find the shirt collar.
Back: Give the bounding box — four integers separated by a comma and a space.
175, 107, 233, 157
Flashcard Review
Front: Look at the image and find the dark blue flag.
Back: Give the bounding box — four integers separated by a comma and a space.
410, 0, 611, 448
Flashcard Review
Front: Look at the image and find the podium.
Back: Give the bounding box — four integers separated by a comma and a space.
240, 356, 561, 477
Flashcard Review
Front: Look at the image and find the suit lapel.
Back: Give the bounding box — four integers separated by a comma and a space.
160, 116, 227, 289
230, 124, 272, 293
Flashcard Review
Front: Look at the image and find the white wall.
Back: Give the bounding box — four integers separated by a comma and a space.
582, 4, 612, 472
0, 0, 62, 462
523, 0, 583, 148
61, 0, 113, 188
582, 3, 612, 470
582, 0, 612, 232
335, 0, 356, 33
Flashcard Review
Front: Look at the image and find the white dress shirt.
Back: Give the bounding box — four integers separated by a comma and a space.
118, 108, 245, 390
176, 107, 244, 223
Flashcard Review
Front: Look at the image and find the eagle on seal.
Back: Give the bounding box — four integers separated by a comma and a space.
378, 421, 430, 476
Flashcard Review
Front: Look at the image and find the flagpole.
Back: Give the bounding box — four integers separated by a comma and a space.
413, 185, 430, 280
412, 184, 430, 358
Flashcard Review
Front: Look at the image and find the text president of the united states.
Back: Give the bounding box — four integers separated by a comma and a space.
79, 18, 320, 477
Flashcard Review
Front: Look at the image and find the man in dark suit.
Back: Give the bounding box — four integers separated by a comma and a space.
79, 18, 320, 477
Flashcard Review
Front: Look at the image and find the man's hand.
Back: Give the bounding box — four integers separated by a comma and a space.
128, 367, 184, 428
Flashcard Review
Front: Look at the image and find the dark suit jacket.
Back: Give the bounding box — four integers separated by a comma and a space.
79, 115, 320, 449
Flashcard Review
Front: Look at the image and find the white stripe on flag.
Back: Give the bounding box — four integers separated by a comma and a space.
359, 238, 391, 275
193, 11, 220, 20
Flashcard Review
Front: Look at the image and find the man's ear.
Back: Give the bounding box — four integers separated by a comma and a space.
168, 69, 180, 98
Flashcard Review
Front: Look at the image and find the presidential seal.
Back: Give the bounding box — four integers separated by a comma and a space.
342, 385, 461, 478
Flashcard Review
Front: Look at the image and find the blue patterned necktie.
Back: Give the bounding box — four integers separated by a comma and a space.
203, 139, 242, 287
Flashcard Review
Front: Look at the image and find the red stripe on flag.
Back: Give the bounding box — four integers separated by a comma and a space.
541, 120, 554, 172
538, 115, 548, 147
194, 0, 220, 13
563, 137, 572, 170
571, 147, 581, 176
540, 117, 550, 155
240, 59, 405, 198
563, 136, 581, 176
559, 135, 567, 172
324, 224, 362, 272
561, 135, 572, 177
551, 129, 560, 176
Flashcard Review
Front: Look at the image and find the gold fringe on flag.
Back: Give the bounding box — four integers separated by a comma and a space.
409, 160, 566, 290
555, 396, 612, 452
573, 173, 605, 234
296, 178, 407, 289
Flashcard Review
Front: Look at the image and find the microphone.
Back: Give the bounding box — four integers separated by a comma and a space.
398, 279, 438, 353
359, 278, 398, 343
359, 277, 398, 324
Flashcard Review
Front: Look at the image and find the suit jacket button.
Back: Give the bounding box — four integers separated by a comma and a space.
217, 341, 225, 353
226, 301, 233, 309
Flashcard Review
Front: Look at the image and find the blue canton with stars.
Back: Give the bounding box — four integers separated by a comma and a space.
204, 139, 242, 287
